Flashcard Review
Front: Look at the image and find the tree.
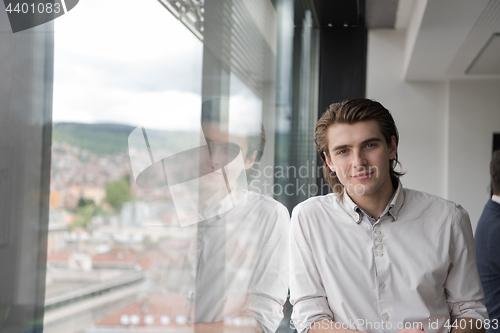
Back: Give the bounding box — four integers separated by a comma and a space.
78, 197, 95, 208
104, 176, 132, 211
71, 205, 94, 230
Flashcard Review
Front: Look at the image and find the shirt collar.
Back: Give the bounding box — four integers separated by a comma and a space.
341, 181, 405, 224
199, 189, 249, 222
492, 194, 500, 205
199, 192, 235, 222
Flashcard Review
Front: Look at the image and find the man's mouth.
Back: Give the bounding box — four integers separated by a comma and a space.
352, 171, 373, 180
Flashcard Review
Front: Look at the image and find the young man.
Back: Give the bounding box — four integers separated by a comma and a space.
475, 150, 500, 332
289, 99, 488, 333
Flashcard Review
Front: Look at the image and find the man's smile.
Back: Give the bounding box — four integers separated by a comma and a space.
352, 171, 374, 180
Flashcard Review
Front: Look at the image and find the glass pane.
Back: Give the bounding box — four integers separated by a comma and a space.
46, 0, 293, 332
46, 0, 204, 332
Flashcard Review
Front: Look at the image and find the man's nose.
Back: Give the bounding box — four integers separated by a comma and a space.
352, 149, 367, 168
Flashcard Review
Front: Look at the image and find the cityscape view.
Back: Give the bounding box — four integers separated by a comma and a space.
46, 124, 207, 332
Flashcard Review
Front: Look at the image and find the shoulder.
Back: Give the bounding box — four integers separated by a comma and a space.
246, 191, 290, 217
402, 187, 471, 229
290, 193, 347, 232
289, 194, 339, 245
404, 188, 475, 256
403, 187, 461, 210
477, 200, 500, 240
403, 188, 468, 216
480, 199, 500, 219
291, 193, 338, 217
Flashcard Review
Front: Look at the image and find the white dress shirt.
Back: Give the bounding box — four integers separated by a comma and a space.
187, 190, 290, 332
289, 182, 487, 333
492, 194, 500, 205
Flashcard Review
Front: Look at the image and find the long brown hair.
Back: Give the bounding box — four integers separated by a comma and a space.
314, 99, 404, 193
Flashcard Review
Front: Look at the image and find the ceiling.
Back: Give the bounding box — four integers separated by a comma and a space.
404, 0, 500, 81
312, 0, 364, 28
467, 34, 500, 75
311, 0, 398, 29
303, 0, 500, 81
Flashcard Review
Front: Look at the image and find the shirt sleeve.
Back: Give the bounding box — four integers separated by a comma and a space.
289, 205, 333, 333
445, 205, 489, 322
246, 204, 290, 333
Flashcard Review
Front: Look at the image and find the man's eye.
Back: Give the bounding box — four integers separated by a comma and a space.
337, 149, 347, 155
366, 143, 376, 148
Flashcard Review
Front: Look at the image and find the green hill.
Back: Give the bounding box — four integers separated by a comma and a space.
53, 123, 136, 155
53, 123, 201, 156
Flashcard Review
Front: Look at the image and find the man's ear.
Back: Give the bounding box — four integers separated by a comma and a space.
245, 150, 258, 170
389, 136, 397, 160
323, 151, 335, 171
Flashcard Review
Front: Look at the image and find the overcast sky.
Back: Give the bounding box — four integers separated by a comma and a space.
53, 0, 264, 134
52, 0, 204, 131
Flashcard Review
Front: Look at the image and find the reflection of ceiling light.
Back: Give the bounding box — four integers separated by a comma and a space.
176, 315, 187, 325
120, 314, 129, 325
161, 315, 171, 325
467, 33, 500, 75
145, 315, 154, 325
130, 314, 140, 325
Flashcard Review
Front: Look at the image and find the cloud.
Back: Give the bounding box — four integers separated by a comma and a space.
53, 0, 203, 129
54, 0, 201, 65
228, 73, 263, 137
53, 82, 202, 131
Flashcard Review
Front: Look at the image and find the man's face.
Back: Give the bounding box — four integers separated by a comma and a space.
198, 121, 256, 196
201, 121, 257, 170
324, 120, 397, 199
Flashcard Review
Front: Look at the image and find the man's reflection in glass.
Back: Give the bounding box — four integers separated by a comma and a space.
188, 99, 290, 333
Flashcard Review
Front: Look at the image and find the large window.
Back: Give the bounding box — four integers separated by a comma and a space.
44, 0, 319, 332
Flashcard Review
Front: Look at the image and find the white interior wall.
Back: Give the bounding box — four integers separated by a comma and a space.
448, 80, 500, 226
367, 28, 500, 229
367, 29, 448, 198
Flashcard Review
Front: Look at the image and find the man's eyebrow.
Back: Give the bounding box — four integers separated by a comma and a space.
331, 137, 383, 152
360, 137, 383, 145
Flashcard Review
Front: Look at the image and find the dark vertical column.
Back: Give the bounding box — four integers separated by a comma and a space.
493, 133, 500, 152
316, 26, 367, 194
274, 0, 294, 211
491, 133, 500, 196
0, 8, 53, 333
317, 27, 367, 112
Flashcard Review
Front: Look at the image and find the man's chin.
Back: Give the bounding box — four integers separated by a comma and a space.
346, 184, 375, 197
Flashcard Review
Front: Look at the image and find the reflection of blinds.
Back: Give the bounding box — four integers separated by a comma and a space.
204, 0, 276, 99
157, 0, 204, 41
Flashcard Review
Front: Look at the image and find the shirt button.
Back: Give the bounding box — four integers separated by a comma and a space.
377, 238, 382, 242
377, 253, 383, 257
380, 282, 387, 289
375, 230, 381, 235
377, 245, 383, 250
383, 314, 390, 321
